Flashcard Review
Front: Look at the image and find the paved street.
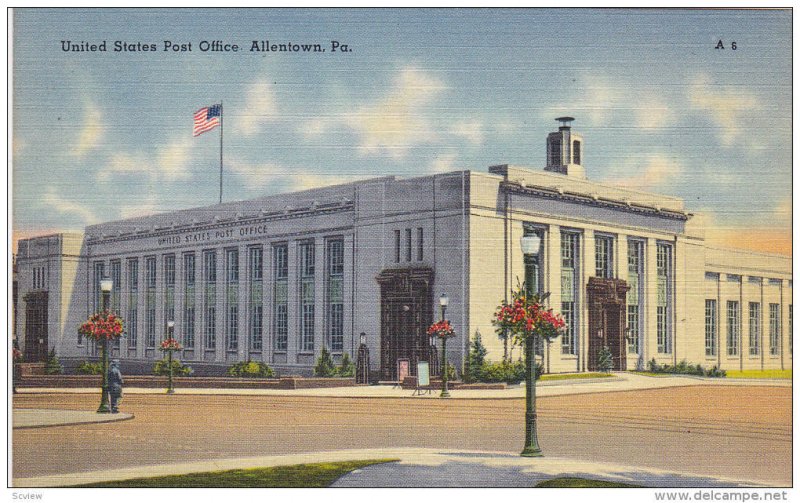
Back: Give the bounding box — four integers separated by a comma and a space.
12, 384, 791, 486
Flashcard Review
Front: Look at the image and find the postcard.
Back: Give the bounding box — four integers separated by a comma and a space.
9, 7, 793, 499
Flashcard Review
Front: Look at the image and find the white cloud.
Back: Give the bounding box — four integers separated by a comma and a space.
634, 94, 676, 130
226, 158, 369, 191
429, 153, 459, 174
235, 80, 278, 137
608, 154, 683, 191
42, 186, 99, 225
226, 159, 284, 188
450, 120, 484, 145
689, 74, 760, 146
291, 174, 370, 191
98, 137, 194, 182
98, 152, 148, 181
342, 67, 446, 159
547, 75, 621, 126
71, 100, 104, 158
157, 137, 193, 181
117, 194, 160, 219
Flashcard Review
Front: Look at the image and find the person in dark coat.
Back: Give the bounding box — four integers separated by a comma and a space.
108, 359, 124, 413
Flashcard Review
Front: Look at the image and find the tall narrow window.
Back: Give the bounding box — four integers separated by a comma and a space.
182, 253, 195, 348
549, 137, 561, 165
145, 257, 157, 348
248, 246, 264, 351
203, 250, 217, 350
417, 227, 424, 261
394, 230, 401, 263
163, 255, 176, 344
225, 249, 239, 351
656, 243, 672, 354
560, 232, 579, 355
595, 235, 613, 278
727, 300, 740, 356
627, 240, 644, 354
327, 239, 344, 353
93, 262, 105, 313
769, 303, 780, 356
749, 302, 760, 356
405, 228, 412, 262
110, 260, 121, 313
126, 259, 138, 349
299, 242, 315, 352
572, 140, 581, 164
273, 244, 288, 352
705, 299, 717, 357
110, 260, 122, 348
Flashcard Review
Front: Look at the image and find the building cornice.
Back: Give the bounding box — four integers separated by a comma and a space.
86, 200, 354, 246
500, 181, 690, 222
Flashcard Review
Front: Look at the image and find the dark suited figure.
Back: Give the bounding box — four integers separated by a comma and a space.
108, 359, 124, 413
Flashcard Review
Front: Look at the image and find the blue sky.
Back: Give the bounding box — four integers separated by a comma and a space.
12, 8, 792, 254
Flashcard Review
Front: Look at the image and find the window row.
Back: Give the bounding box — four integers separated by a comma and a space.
393, 227, 424, 263
705, 299, 790, 357
90, 238, 346, 353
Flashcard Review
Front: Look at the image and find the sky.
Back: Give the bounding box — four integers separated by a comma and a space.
11, 8, 792, 255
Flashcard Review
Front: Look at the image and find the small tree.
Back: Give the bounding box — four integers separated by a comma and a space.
597, 346, 614, 373
338, 353, 356, 377
44, 348, 63, 375
465, 330, 488, 383
313, 348, 338, 377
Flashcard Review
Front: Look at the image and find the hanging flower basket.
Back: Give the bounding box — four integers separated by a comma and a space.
78, 311, 125, 341
427, 319, 455, 339
160, 338, 182, 351
492, 288, 566, 344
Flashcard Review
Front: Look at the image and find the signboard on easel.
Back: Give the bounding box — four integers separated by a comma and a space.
397, 359, 410, 383
414, 361, 431, 396
417, 361, 430, 387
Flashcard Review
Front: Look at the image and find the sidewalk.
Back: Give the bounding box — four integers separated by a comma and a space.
12, 448, 773, 488
14, 372, 791, 400
13, 409, 134, 429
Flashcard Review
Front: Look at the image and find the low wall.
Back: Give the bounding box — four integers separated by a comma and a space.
16, 375, 357, 390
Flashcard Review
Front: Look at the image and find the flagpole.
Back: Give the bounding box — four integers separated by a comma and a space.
219, 101, 224, 205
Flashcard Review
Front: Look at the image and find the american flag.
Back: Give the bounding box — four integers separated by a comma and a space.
193, 104, 221, 137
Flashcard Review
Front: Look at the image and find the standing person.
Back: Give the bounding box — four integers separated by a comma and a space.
108, 360, 124, 413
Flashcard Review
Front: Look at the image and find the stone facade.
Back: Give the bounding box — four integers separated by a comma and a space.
14, 124, 792, 376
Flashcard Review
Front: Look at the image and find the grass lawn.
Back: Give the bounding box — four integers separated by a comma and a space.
540, 372, 613, 381
535, 477, 642, 488
70, 459, 398, 488
726, 369, 792, 379
628, 371, 671, 378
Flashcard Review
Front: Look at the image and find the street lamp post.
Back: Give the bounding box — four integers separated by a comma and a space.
520, 233, 543, 457
166, 320, 175, 394
97, 277, 113, 414
439, 293, 450, 398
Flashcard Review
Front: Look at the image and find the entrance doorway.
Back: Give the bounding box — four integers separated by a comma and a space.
24, 291, 49, 362
587, 277, 629, 371
375, 268, 434, 381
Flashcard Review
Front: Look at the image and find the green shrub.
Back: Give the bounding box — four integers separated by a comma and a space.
597, 346, 614, 373
338, 353, 355, 377
473, 359, 543, 383
76, 361, 104, 375
227, 360, 275, 378
153, 358, 193, 377
44, 348, 63, 375
464, 331, 488, 383
313, 348, 337, 377
313, 348, 356, 378
646, 358, 725, 378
